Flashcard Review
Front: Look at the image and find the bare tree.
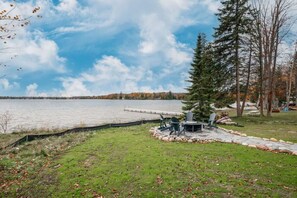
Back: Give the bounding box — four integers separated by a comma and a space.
293, 42, 297, 104
250, 0, 296, 116
0, 111, 12, 133
0, 2, 40, 75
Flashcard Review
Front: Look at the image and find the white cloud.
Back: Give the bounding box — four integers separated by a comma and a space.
58, 55, 178, 96
26, 83, 38, 96
60, 78, 91, 97
0, 30, 66, 74
201, 0, 221, 13
1, 0, 222, 95
0, 1, 66, 76
26, 83, 48, 97
0, 78, 19, 90
56, 0, 78, 14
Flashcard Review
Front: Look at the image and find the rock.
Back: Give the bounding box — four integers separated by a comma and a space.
292, 151, 297, 156
248, 145, 257, 148
262, 138, 269, 141
286, 141, 294, 145
241, 142, 248, 146
180, 136, 188, 142
162, 137, 169, 142
175, 137, 182, 141
279, 139, 285, 143
270, 138, 278, 142
278, 147, 291, 153
256, 145, 269, 150
233, 141, 241, 144
188, 139, 193, 143
240, 133, 247, 137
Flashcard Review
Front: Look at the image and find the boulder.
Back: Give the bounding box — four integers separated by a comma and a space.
175, 137, 182, 142
162, 137, 169, 142
278, 147, 291, 153
256, 145, 268, 150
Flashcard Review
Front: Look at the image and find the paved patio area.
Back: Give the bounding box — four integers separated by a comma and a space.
150, 127, 297, 155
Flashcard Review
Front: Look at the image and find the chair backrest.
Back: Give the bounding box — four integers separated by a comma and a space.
170, 117, 180, 131
159, 114, 167, 128
209, 113, 216, 125
186, 111, 193, 122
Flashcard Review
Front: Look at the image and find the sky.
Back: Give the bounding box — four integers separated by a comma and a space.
0, 0, 296, 97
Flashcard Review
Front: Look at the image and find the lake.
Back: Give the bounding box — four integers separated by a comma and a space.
0, 99, 182, 132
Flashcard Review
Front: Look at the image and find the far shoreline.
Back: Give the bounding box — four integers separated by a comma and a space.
0, 91, 186, 100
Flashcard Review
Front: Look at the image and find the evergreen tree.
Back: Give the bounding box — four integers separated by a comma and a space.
213, 0, 251, 117
183, 33, 218, 121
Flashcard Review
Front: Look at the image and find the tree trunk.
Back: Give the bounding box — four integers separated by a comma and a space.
267, 32, 279, 116
294, 44, 297, 104
287, 64, 293, 109
257, 14, 265, 116
235, 0, 241, 117
241, 42, 252, 116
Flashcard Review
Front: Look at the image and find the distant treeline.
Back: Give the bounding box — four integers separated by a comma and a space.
0, 92, 186, 100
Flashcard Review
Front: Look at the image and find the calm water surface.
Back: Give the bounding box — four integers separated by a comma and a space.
0, 99, 182, 132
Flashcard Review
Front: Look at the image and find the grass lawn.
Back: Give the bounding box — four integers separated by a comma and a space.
220, 111, 297, 143
1, 124, 296, 197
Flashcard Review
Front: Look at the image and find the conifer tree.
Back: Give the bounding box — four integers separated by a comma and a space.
183, 33, 217, 121
213, 0, 251, 117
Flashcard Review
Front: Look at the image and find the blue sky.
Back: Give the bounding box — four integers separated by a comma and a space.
1, 0, 294, 97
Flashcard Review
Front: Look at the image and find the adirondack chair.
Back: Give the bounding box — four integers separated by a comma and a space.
169, 117, 186, 136
185, 111, 193, 122
159, 114, 171, 131
206, 112, 217, 129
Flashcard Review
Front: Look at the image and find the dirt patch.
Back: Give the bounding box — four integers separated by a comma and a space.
288, 131, 297, 134
83, 155, 97, 168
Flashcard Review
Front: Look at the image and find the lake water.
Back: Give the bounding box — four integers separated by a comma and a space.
0, 99, 182, 132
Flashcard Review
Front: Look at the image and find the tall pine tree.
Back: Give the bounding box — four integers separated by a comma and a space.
213, 0, 251, 117
183, 33, 218, 121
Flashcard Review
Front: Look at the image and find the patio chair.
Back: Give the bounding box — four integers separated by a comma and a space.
203, 113, 218, 130
169, 117, 184, 136
185, 111, 193, 122
159, 114, 170, 131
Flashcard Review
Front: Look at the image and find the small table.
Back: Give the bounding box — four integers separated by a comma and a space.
183, 121, 204, 132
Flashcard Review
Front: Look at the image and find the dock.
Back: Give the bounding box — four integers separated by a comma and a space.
124, 108, 183, 116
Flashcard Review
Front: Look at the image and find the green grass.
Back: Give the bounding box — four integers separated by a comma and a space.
4, 124, 296, 197
220, 111, 297, 142
1, 112, 297, 197
0, 127, 67, 148
0, 132, 93, 196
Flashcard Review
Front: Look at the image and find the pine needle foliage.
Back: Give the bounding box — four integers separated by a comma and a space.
183, 33, 218, 121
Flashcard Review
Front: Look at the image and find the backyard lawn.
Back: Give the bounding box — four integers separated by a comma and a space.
1, 112, 297, 197
221, 111, 297, 143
